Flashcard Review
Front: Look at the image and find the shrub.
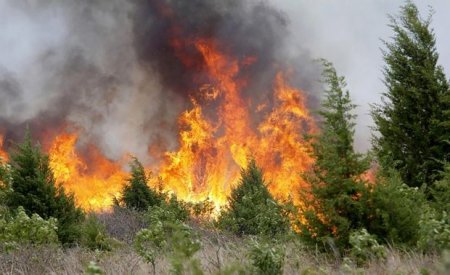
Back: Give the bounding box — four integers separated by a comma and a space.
418, 208, 450, 252
134, 204, 200, 274
365, 170, 426, 246
0, 206, 59, 251
81, 214, 116, 251
6, 131, 84, 244
248, 238, 285, 275
349, 228, 386, 265
85, 261, 103, 275
217, 159, 289, 237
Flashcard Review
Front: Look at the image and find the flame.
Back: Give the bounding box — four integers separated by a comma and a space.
158, 39, 315, 212
48, 133, 127, 211
0, 134, 8, 162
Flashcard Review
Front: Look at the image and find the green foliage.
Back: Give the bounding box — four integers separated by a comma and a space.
119, 158, 164, 211
134, 204, 199, 274
418, 208, 450, 252
372, 2, 450, 188
349, 228, 387, 265
365, 170, 426, 245
217, 159, 289, 237
85, 261, 103, 275
248, 238, 285, 275
81, 214, 116, 251
6, 131, 84, 244
300, 60, 370, 249
0, 206, 59, 251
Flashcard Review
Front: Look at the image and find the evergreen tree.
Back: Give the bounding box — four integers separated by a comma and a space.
372, 2, 450, 188
217, 159, 289, 237
300, 60, 370, 249
6, 131, 84, 244
120, 158, 164, 211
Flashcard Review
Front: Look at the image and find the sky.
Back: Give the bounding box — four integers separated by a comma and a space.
270, 0, 450, 151
0, 0, 449, 154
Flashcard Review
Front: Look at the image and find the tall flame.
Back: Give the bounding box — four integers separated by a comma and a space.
0, 134, 8, 162
48, 133, 127, 210
157, 39, 315, 211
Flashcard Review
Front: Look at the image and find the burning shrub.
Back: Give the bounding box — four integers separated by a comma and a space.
6, 131, 84, 245
117, 158, 165, 211
217, 159, 289, 237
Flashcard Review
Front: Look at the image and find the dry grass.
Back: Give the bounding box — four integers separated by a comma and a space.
0, 233, 443, 275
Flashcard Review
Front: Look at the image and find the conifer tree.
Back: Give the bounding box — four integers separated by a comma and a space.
372, 2, 450, 188
6, 130, 84, 244
120, 158, 164, 211
300, 60, 370, 249
217, 159, 288, 237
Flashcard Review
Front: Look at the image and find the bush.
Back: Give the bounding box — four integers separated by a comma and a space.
134, 204, 200, 275
119, 158, 165, 211
0, 206, 59, 251
81, 214, 116, 251
248, 238, 285, 275
349, 228, 386, 265
418, 208, 450, 252
365, 170, 426, 246
217, 159, 289, 237
6, 131, 84, 244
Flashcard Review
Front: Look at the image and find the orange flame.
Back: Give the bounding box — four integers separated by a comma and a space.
0, 134, 7, 162
48, 133, 127, 211
157, 39, 315, 212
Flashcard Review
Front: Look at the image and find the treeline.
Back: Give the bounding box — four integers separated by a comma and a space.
1, 2, 450, 274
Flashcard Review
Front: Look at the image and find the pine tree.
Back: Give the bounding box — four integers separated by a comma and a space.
6, 130, 84, 244
300, 60, 370, 249
217, 159, 289, 237
120, 158, 164, 211
372, 2, 450, 188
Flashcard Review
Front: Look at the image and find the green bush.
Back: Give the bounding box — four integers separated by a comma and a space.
119, 158, 165, 211
248, 238, 285, 275
0, 206, 59, 251
6, 131, 84, 244
418, 208, 450, 252
85, 261, 103, 275
134, 204, 200, 275
217, 159, 289, 237
81, 214, 116, 251
349, 228, 386, 265
365, 170, 426, 246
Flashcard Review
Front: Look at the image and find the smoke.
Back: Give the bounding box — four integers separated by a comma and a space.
0, 0, 322, 162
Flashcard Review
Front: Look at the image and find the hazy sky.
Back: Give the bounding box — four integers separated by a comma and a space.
270, 0, 450, 151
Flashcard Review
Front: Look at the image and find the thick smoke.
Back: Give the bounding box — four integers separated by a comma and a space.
0, 0, 321, 162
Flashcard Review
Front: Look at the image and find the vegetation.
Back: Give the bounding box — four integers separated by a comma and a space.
217, 159, 289, 237
372, 1, 450, 189
299, 60, 370, 249
0, 2, 449, 274
119, 158, 165, 211
5, 131, 84, 244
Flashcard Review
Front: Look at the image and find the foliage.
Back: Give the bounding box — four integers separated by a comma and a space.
217, 159, 289, 237
0, 206, 59, 251
85, 261, 103, 275
119, 158, 165, 211
365, 170, 426, 245
299, 60, 370, 249
248, 238, 285, 275
349, 228, 387, 265
81, 214, 116, 251
418, 208, 450, 252
372, 1, 450, 188
134, 204, 199, 274
6, 131, 84, 244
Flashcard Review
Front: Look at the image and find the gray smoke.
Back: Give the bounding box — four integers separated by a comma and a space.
0, 0, 322, 162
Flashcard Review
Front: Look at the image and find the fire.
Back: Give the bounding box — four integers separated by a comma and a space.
0, 134, 8, 162
48, 133, 127, 211
157, 39, 315, 212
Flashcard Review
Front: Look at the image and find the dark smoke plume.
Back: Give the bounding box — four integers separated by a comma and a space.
0, 0, 321, 162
